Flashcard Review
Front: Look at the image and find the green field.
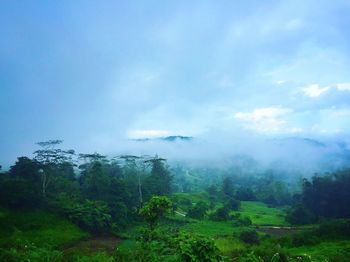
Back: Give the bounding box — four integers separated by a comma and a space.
234, 201, 288, 226
181, 219, 243, 237
171, 192, 288, 226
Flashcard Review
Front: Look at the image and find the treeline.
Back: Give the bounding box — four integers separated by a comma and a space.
0, 140, 172, 233
287, 169, 350, 224
205, 174, 293, 208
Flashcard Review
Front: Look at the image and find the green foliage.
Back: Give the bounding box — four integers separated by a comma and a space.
175, 232, 223, 262
0, 242, 63, 262
236, 187, 257, 201
288, 240, 350, 262
286, 204, 317, 225
0, 208, 87, 261
289, 169, 350, 223
80, 161, 111, 201
143, 158, 173, 199
316, 219, 350, 239
214, 237, 245, 256
235, 252, 264, 262
65, 200, 112, 233
115, 227, 177, 262
210, 206, 231, 221
182, 220, 237, 238
75, 252, 114, 262
187, 201, 209, 220
221, 176, 235, 199
224, 198, 241, 211
230, 213, 252, 226
139, 196, 172, 228
0, 209, 88, 248
239, 229, 260, 245
249, 242, 290, 262
0, 157, 42, 208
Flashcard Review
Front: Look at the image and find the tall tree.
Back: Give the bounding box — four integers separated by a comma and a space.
143, 156, 173, 199
33, 140, 75, 197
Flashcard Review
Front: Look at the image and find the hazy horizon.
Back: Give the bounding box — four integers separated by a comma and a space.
1, 1, 350, 168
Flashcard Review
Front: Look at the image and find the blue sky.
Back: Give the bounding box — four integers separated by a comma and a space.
1, 0, 350, 164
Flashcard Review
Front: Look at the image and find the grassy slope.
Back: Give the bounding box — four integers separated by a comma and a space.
234, 201, 288, 226
0, 207, 88, 248
171, 192, 288, 226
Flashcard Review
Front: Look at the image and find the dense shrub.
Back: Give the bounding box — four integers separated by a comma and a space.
316, 219, 350, 239
175, 232, 223, 262
64, 200, 112, 233
224, 198, 241, 211
230, 214, 252, 226
239, 229, 260, 245
187, 201, 209, 220
210, 207, 230, 221
286, 204, 317, 225
139, 196, 172, 229
0, 242, 63, 262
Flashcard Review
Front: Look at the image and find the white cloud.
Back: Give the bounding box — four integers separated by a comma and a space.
336, 83, 350, 91
127, 129, 171, 139
302, 84, 330, 97
234, 107, 299, 133
301, 83, 350, 98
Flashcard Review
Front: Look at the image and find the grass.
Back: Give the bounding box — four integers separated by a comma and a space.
0, 208, 89, 248
233, 201, 288, 226
171, 192, 210, 212
181, 219, 248, 238
171, 192, 288, 226
214, 237, 245, 256
288, 240, 350, 261
171, 192, 210, 203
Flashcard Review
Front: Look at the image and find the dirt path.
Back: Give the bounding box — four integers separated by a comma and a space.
255, 226, 311, 237
63, 236, 121, 255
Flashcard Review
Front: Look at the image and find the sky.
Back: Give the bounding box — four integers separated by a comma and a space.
1, 0, 350, 165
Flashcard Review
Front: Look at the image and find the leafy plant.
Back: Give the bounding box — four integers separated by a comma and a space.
175, 232, 224, 262
139, 196, 172, 229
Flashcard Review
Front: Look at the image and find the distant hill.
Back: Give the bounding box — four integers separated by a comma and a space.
274, 137, 326, 147
133, 135, 193, 142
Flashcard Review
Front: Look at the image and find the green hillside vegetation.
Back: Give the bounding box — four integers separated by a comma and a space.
1, 141, 350, 261
233, 201, 287, 226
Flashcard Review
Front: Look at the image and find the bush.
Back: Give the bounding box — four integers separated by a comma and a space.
286, 205, 317, 225
139, 196, 172, 229
0, 242, 63, 262
75, 252, 114, 262
316, 219, 350, 239
65, 200, 112, 233
224, 198, 240, 211
210, 207, 230, 221
175, 232, 223, 262
239, 229, 260, 245
249, 242, 290, 261
187, 201, 209, 220
231, 216, 252, 227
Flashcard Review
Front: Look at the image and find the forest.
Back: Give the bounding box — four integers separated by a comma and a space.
1, 140, 350, 261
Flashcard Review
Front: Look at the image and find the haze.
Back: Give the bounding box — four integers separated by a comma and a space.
1, 0, 350, 168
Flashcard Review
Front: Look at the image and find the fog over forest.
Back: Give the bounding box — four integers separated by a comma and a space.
1, 1, 350, 261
